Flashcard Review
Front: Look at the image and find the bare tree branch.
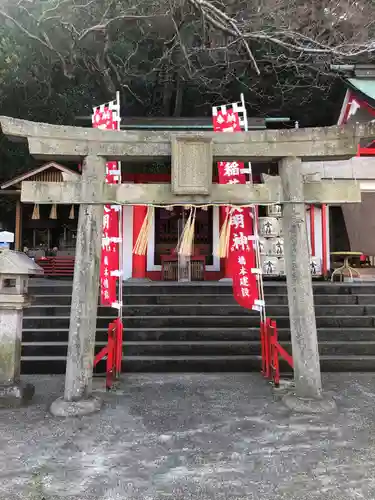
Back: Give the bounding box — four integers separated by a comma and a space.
37, 0, 72, 24
188, 0, 375, 62
0, 8, 73, 77
77, 14, 168, 42
189, 0, 260, 73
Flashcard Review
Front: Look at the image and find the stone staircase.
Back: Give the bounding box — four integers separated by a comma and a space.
22, 280, 375, 374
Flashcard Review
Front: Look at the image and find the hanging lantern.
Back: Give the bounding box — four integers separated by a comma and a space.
49, 204, 57, 220
69, 205, 75, 220
31, 204, 40, 220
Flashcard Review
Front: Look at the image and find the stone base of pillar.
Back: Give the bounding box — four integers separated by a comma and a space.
282, 393, 337, 414
219, 277, 233, 283
50, 396, 102, 417
0, 382, 34, 408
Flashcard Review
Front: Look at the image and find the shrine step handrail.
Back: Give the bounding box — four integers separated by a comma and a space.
261, 317, 293, 386
93, 318, 123, 390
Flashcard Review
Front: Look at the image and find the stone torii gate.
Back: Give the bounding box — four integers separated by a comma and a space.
1, 116, 373, 416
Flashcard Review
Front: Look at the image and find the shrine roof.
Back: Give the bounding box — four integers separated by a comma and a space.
346, 78, 375, 108
1, 162, 80, 190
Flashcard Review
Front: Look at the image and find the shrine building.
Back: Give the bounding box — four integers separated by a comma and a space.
1, 163, 80, 253
303, 64, 375, 266
0, 151, 329, 282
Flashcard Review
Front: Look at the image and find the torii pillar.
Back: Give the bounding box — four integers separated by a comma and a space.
0, 117, 374, 416
59, 155, 106, 414
279, 158, 328, 411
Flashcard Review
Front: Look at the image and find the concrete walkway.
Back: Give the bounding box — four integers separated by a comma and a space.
1, 373, 375, 499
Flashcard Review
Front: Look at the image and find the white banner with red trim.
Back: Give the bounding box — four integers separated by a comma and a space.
92, 96, 122, 308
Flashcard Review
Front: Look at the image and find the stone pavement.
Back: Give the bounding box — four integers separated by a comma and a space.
1, 373, 375, 500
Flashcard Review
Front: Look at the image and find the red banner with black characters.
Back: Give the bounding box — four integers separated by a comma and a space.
92, 104, 121, 306
213, 107, 259, 309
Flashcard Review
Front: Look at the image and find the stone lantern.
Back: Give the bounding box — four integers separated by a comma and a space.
0, 249, 43, 407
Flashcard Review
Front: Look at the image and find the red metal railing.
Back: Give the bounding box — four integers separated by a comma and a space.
93, 318, 123, 390
261, 317, 293, 386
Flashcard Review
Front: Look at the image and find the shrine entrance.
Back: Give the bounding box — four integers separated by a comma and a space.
1, 113, 372, 416
153, 206, 215, 281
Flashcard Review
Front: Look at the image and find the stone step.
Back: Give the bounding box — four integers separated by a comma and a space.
27, 281, 375, 296
19, 355, 375, 374
20, 279, 375, 374
20, 340, 375, 358
21, 327, 375, 343
22, 315, 375, 329
123, 294, 374, 306
121, 283, 375, 296
318, 341, 375, 356
21, 341, 263, 357
31, 293, 375, 306
20, 355, 263, 374
22, 304, 375, 317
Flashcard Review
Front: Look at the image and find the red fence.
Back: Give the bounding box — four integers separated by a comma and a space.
261, 317, 293, 386
93, 318, 123, 390
35, 256, 75, 277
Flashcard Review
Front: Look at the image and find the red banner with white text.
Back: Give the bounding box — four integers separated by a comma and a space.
213, 107, 259, 309
92, 104, 121, 306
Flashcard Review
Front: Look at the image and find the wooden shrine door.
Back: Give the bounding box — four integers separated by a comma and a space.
154, 207, 213, 280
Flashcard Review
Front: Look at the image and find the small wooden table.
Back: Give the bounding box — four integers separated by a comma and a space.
330, 251, 362, 282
